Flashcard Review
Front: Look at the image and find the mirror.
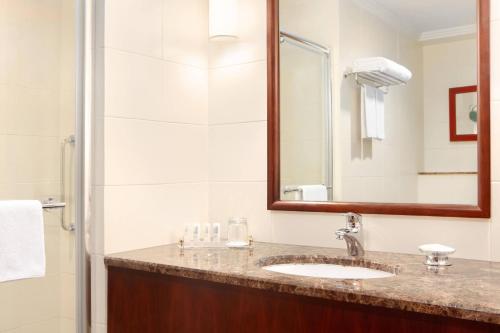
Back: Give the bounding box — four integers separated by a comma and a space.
268, 0, 491, 217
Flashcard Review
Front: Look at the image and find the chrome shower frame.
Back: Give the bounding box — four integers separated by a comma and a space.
279, 31, 334, 200
75, 0, 90, 332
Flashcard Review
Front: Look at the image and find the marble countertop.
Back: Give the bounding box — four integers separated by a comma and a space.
104, 242, 500, 325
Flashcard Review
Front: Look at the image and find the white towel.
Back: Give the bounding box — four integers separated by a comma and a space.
361, 85, 385, 140
353, 57, 412, 83
298, 185, 328, 202
0, 201, 46, 282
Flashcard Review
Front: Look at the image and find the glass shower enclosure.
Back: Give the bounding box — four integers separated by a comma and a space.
0, 0, 87, 332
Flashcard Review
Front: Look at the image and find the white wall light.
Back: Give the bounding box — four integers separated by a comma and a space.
209, 0, 239, 41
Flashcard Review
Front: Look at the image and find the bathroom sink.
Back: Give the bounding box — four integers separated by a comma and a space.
263, 263, 394, 279
259, 256, 397, 280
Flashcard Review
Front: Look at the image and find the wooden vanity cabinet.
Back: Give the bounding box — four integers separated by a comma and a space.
107, 266, 500, 333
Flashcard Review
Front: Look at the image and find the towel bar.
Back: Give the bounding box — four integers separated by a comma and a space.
41, 198, 66, 209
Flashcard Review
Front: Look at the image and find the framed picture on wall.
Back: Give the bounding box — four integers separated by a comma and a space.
449, 85, 478, 142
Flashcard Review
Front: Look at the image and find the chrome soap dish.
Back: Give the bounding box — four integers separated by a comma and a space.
418, 244, 456, 266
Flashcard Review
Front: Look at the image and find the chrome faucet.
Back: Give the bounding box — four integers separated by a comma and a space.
335, 213, 364, 257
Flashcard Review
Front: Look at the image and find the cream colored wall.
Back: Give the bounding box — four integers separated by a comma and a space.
422, 38, 478, 173
417, 37, 478, 205
337, 0, 423, 203
0, 0, 76, 332
92, 0, 209, 331
90, 1, 500, 332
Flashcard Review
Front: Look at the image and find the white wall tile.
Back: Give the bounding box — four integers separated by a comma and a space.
163, 0, 208, 68
104, 117, 207, 185
92, 186, 105, 256
104, 0, 163, 58
492, 0, 500, 22
209, 61, 266, 124
491, 182, 500, 261
104, 49, 208, 124
104, 183, 208, 254
209, 182, 271, 242
364, 215, 490, 260
492, 102, 500, 182
208, 0, 266, 68
91, 323, 107, 333
91, 255, 107, 325
164, 62, 208, 125
492, 20, 500, 101
209, 122, 267, 182
271, 212, 346, 248
417, 175, 477, 205
104, 49, 164, 121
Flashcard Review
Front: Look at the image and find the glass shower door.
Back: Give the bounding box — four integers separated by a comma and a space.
0, 0, 78, 332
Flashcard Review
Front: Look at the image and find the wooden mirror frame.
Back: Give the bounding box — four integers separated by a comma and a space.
449, 85, 478, 142
267, 0, 491, 218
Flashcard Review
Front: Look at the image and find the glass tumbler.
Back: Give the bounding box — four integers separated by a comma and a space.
226, 217, 249, 248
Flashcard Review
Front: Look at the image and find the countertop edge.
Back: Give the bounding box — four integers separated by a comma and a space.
104, 256, 500, 326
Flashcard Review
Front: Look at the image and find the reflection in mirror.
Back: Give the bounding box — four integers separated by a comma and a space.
279, 0, 478, 205
450, 85, 478, 141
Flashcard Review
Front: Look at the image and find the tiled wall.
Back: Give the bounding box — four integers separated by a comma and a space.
92, 0, 209, 331
422, 38, 478, 173
337, 0, 423, 203
0, 0, 76, 332
91, 1, 500, 332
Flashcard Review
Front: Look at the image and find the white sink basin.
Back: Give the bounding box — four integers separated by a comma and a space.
263, 263, 395, 280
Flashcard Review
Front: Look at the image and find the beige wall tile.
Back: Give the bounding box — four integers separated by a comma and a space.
208, 0, 266, 68
163, 0, 208, 68
417, 175, 477, 205
59, 229, 76, 274
209, 182, 271, 242
364, 215, 490, 260
209, 61, 266, 124
492, 1, 500, 22
104, 49, 164, 121
1, 85, 59, 136
4, 0, 61, 89
60, 273, 75, 320
104, 118, 207, 185
209, 122, 267, 182
0, 275, 60, 331
91, 255, 107, 325
4, 135, 59, 184
104, 0, 163, 58
491, 182, 500, 261
3, 318, 60, 333
492, 20, 500, 102
103, 183, 208, 254
164, 62, 208, 125
59, 318, 75, 333
423, 147, 477, 173
104, 49, 208, 125
492, 102, 500, 182
91, 323, 107, 333
271, 212, 346, 249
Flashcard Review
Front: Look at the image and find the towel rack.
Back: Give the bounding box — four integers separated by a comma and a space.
41, 198, 66, 209
344, 71, 406, 94
283, 186, 333, 195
